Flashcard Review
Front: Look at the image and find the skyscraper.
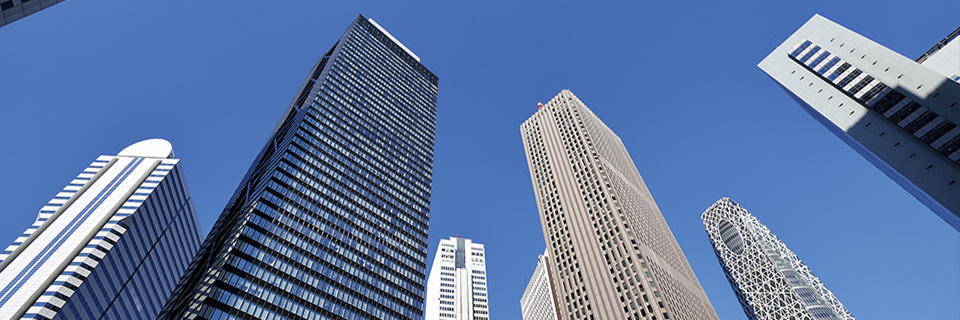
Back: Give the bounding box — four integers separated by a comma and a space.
0, 0, 64, 28
159, 15, 439, 320
520, 251, 558, 320
520, 90, 719, 320
0, 138, 202, 319
758, 14, 960, 231
425, 237, 489, 320
701, 198, 854, 320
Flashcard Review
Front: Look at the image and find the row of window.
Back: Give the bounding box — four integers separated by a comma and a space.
790, 39, 960, 165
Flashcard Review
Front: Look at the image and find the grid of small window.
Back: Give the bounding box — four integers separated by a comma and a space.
159, 15, 438, 320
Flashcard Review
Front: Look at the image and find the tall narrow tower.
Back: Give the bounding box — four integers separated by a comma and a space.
160, 15, 439, 320
520, 90, 718, 320
759, 14, 960, 231
702, 198, 854, 320
425, 237, 489, 320
0, 138, 203, 320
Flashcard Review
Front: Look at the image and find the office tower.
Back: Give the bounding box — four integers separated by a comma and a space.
0, 138, 202, 320
701, 198, 854, 320
425, 237, 489, 320
159, 15, 439, 320
0, 0, 64, 28
759, 14, 960, 231
520, 90, 719, 320
520, 251, 558, 320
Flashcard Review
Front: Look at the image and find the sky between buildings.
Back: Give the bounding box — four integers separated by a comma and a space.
0, 1, 956, 319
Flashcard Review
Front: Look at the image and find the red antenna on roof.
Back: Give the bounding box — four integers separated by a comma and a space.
457, 235, 460, 238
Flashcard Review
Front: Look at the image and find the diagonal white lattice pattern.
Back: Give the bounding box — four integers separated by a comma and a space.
701, 198, 854, 320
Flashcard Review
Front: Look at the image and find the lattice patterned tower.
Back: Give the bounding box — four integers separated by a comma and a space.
0, 139, 203, 320
759, 14, 960, 231
701, 198, 854, 320
520, 251, 559, 320
425, 237, 489, 320
520, 90, 719, 320
159, 15, 439, 320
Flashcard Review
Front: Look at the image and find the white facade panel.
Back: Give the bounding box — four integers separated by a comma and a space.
759, 15, 960, 231
520, 252, 558, 320
425, 237, 489, 320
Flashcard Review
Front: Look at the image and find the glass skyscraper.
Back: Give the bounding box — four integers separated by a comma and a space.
159, 15, 438, 320
0, 138, 202, 320
702, 198, 854, 320
759, 15, 960, 231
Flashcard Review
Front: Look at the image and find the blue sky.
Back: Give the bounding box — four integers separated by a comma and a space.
0, 1, 956, 319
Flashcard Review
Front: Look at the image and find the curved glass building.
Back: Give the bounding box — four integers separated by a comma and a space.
0, 138, 203, 320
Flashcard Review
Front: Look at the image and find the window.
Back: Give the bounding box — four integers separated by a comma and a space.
789, 40, 812, 57
836, 69, 863, 88
888, 102, 922, 124
798, 46, 821, 63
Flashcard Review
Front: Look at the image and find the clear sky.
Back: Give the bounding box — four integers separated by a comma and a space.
0, 1, 956, 319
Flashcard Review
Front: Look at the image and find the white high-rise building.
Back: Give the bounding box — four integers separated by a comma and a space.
521, 90, 719, 320
520, 251, 558, 320
425, 237, 489, 320
0, 139, 203, 319
759, 14, 960, 231
702, 198, 854, 320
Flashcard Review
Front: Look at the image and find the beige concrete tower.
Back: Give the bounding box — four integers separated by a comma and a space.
520, 90, 718, 320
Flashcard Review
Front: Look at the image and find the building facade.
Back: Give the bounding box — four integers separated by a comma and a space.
759, 15, 960, 231
0, 138, 203, 320
520, 251, 558, 320
701, 198, 854, 320
159, 15, 439, 320
425, 237, 489, 320
0, 0, 64, 28
520, 90, 719, 320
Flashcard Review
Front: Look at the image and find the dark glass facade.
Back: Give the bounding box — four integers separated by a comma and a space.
159, 15, 438, 320
0, 0, 64, 28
